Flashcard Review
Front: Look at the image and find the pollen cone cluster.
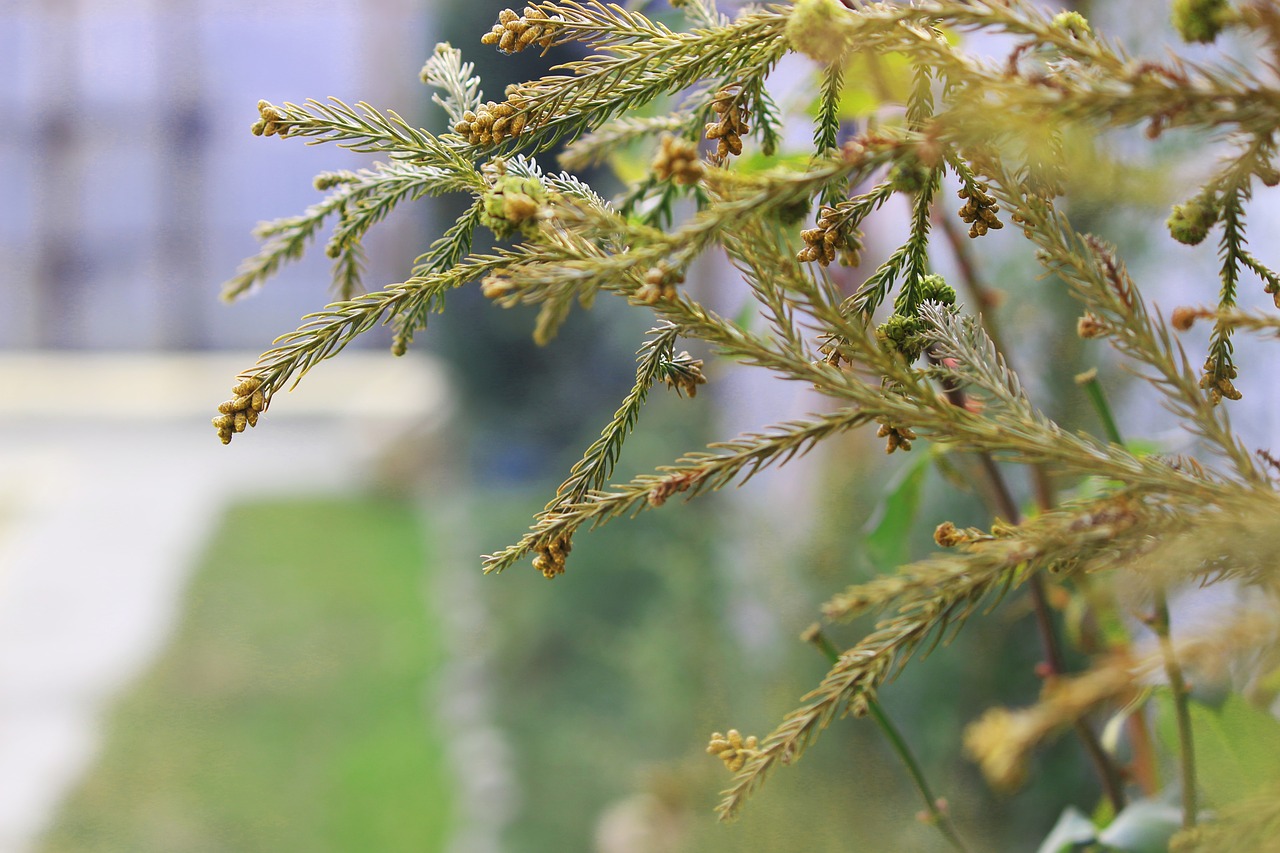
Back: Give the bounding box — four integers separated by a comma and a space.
1201, 357, 1242, 403
652, 135, 704, 186
250, 100, 290, 138
958, 181, 1003, 238
663, 351, 707, 398
212, 377, 267, 444
636, 266, 683, 304
877, 422, 917, 454
798, 205, 861, 266
707, 730, 759, 773
705, 88, 748, 161
532, 534, 572, 578
453, 88, 533, 146
481, 7, 559, 54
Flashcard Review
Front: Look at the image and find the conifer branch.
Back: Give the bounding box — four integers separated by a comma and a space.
477, 8, 790, 153
392, 201, 486, 354
558, 114, 691, 170
255, 97, 481, 168
717, 497, 1157, 819
420, 43, 484, 126
226, 257, 506, 425
1007, 193, 1262, 484
216, 1, 1280, 839
483, 407, 872, 574
222, 192, 350, 302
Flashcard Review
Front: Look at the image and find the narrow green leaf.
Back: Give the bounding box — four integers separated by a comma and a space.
1155, 691, 1280, 807
862, 447, 935, 570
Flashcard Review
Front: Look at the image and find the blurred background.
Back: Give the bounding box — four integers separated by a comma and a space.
3, 0, 1280, 851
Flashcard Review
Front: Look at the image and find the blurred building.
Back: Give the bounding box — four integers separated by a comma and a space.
0, 5, 452, 850
0, 0, 432, 351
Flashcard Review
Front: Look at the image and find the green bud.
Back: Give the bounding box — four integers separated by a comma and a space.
480, 174, 547, 240
876, 313, 927, 361
777, 198, 812, 227
1172, 0, 1233, 43
918, 274, 957, 307
889, 160, 931, 195
314, 171, 358, 191
1167, 197, 1218, 246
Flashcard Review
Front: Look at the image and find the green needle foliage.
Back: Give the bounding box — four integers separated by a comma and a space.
216, 0, 1280, 846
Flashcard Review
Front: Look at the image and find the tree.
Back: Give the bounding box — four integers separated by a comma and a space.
213, 0, 1280, 847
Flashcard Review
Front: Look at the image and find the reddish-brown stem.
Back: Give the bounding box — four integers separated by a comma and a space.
925, 251, 1128, 811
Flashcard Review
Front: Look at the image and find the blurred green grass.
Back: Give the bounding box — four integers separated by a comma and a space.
475, 489, 954, 853
41, 498, 453, 853
40, 476, 1080, 852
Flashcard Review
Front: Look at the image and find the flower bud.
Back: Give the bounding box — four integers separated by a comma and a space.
1167, 197, 1218, 246
918, 274, 957, 307
1172, 0, 1233, 43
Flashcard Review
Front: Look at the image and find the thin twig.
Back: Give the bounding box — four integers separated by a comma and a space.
1078, 370, 1125, 451
1081, 369, 1197, 824
934, 205, 1059, 510
1152, 595, 1198, 828
933, 361, 1127, 813
804, 626, 971, 853
935, 204, 1128, 813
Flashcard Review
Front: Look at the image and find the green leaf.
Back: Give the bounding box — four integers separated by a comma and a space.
1155, 691, 1280, 807
861, 448, 936, 570
731, 150, 814, 175
608, 147, 651, 184
805, 52, 914, 121
731, 298, 759, 333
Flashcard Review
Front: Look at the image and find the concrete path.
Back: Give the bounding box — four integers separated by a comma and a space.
0, 352, 449, 853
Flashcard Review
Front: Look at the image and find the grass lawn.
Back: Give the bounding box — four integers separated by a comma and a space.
41, 497, 453, 853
